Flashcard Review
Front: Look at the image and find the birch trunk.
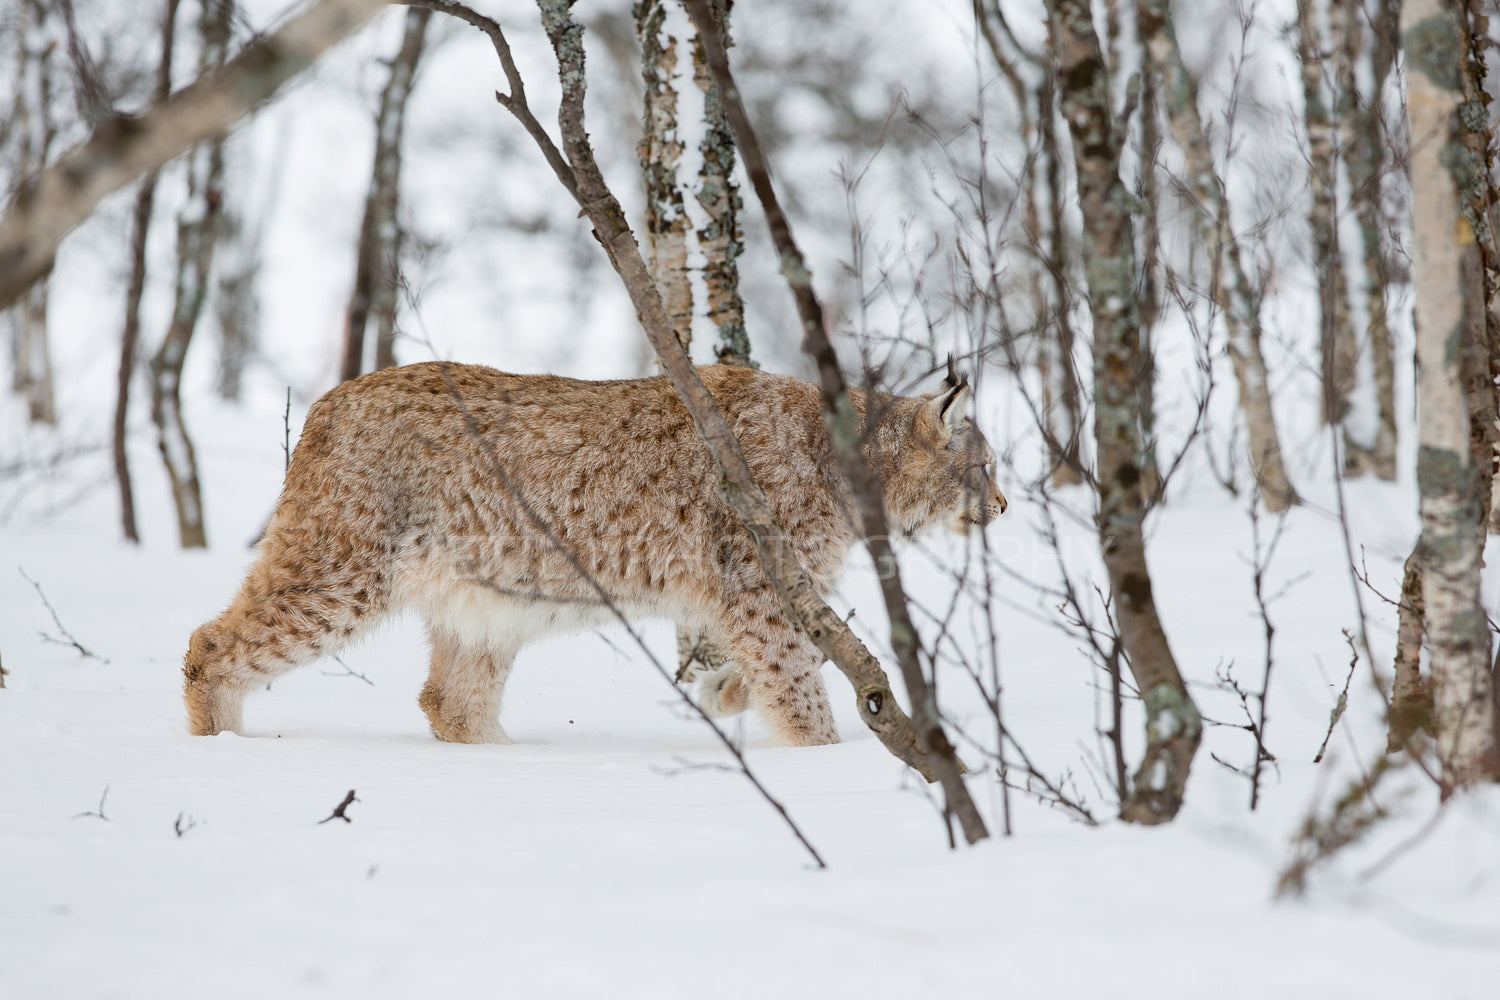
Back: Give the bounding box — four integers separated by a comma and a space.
1136, 47, 1163, 503
343, 6, 429, 381
116, 0, 181, 544
636, 0, 693, 346
150, 0, 233, 550
1337, 0, 1398, 480
1402, 0, 1500, 789
1047, 0, 1202, 824
1040, 74, 1086, 486
691, 3, 750, 368
636, 0, 722, 683
1137, 0, 1296, 509
1388, 550, 1430, 751
213, 206, 257, 400
1298, 0, 1359, 439
12, 0, 59, 425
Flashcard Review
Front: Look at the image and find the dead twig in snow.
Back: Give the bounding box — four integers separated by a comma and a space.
321, 655, 374, 685
173, 812, 199, 837
20, 567, 104, 662
318, 790, 358, 824
73, 785, 110, 821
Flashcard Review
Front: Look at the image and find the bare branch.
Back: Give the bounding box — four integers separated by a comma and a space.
0, 0, 392, 312
398, 0, 578, 201
683, 0, 988, 845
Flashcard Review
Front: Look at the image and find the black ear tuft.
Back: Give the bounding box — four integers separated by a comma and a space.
944, 353, 970, 392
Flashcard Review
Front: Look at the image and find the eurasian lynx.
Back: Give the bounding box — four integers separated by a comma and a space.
183, 363, 1006, 746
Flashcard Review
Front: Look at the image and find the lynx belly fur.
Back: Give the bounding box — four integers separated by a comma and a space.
183, 363, 1006, 746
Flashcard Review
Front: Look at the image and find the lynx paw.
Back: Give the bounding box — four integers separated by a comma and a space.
696, 664, 749, 718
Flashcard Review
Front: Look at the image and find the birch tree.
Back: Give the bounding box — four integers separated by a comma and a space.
343, 6, 431, 381
636, 0, 693, 347
1297, 0, 1359, 448
1137, 0, 1297, 509
973, 1, 1085, 486
637, 0, 717, 682
150, 0, 234, 549
116, 0, 181, 544
1046, 0, 1203, 823
1337, 0, 1399, 480
1401, 0, 1500, 789
637, 0, 750, 684
9, 0, 60, 425
691, 2, 749, 367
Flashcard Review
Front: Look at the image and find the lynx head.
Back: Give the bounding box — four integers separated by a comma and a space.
872, 363, 1008, 537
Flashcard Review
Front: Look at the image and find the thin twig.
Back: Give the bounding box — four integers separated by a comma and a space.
397, 0, 578, 201
20, 567, 104, 661
73, 785, 110, 821
1314, 630, 1361, 764
320, 655, 374, 685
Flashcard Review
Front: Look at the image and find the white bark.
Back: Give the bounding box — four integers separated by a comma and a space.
1403, 0, 1500, 788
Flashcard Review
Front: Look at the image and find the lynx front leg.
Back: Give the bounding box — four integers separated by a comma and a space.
419, 627, 517, 744
720, 592, 838, 747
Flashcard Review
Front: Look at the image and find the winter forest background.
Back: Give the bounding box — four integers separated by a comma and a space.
2, 0, 1499, 996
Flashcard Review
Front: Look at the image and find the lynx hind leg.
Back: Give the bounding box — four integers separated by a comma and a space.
720, 593, 838, 747
695, 662, 750, 719
419, 627, 517, 744
183, 544, 389, 736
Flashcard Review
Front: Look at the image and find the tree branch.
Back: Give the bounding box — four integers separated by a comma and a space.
407, 0, 946, 785
0, 0, 391, 312
682, 0, 987, 844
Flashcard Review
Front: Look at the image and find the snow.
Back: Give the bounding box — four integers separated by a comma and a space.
3, 399, 1499, 999
4, 0, 1500, 996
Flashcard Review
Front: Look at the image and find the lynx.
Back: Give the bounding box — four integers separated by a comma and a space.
183, 362, 1006, 746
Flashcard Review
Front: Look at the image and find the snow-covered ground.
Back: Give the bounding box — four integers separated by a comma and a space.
3, 393, 1498, 999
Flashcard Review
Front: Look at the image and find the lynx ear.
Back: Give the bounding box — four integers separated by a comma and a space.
923, 381, 971, 444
